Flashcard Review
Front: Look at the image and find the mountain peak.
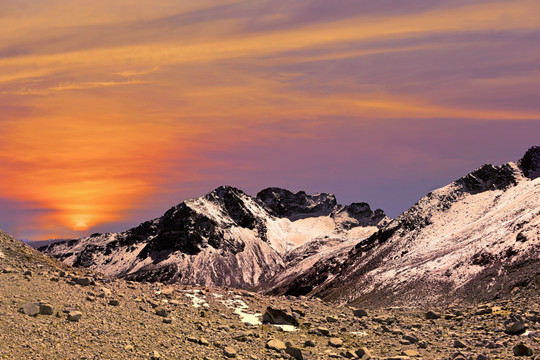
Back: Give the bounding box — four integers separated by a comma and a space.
256, 187, 337, 220
518, 145, 540, 179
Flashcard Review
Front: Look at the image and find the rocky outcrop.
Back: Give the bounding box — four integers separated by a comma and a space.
519, 145, 540, 179
256, 188, 338, 220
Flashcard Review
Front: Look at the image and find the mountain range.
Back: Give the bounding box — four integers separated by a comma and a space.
40, 146, 540, 306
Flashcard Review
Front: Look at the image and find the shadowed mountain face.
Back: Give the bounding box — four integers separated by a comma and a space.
268, 146, 540, 306
40, 186, 387, 289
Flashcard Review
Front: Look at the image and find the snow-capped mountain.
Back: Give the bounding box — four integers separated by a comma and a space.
41, 186, 388, 289
270, 146, 540, 306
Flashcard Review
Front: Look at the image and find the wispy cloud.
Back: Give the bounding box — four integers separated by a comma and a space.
3, 79, 148, 95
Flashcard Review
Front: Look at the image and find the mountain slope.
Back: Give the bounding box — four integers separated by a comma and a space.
41, 186, 388, 289
270, 146, 540, 306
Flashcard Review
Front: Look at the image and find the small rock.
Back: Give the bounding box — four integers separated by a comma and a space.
75, 277, 93, 286
317, 327, 331, 336
108, 299, 120, 306
124, 345, 134, 351
67, 311, 83, 322
150, 350, 161, 359
475, 354, 488, 360
267, 339, 287, 351
356, 347, 372, 359
2, 267, 17, 274
425, 311, 441, 319
327, 316, 339, 323
199, 337, 209, 346
329, 338, 343, 347
304, 339, 316, 347
402, 349, 419, 357
23, 270, 32, 276
504, 314, 525, 334
453, 339, 467, 348
19, 302, 40, 316
223, 346, 237, 358
38, 303, 54, 315
285, 342, 304, 360
402, 334, 419, 344
155, 307, 169, 317
353, 309, 368, 317
513, 343, 533, 356
162, 318, 173, 324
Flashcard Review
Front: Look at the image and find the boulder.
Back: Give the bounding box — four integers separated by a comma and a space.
262, 307, 299, 326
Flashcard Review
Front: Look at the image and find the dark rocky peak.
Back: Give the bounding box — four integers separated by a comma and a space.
454, 163, 518, 194
201, 185, 260, 229
256, 187, 338, 220
518, 146, 540, 179
337, 203, 389, 228
204, 185, 246, 203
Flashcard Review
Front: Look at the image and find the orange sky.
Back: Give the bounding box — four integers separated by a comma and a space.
1, 0, 540, 240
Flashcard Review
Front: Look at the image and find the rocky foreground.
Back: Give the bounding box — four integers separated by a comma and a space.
1, 231, 539, 359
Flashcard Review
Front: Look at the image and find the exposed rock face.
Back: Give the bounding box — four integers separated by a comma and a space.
256, 188, 338, 220
269, 147, 540, 306
519, 145, 540, 179
41, 186, 386, 290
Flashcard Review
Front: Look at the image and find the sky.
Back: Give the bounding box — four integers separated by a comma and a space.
1, 0, 540, 241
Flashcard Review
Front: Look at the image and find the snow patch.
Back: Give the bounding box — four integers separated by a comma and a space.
184, 290, 209, 308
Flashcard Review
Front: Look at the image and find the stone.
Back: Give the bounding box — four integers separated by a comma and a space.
124, 345, 134, 351
75, 277, 93, 286
223, 346, 237, 358
329, 338, 343, 347
199, 337, 209, 346
475, 355, 488, 360
353, 309, 368, 317
317, 327, 330, 336
475, 308, 493, 316
150, 350, 161, 359
108, 299, 120, 306
162, 318, 173, 324
326, 315, 339, 323
262, 307, 299, 326
402, 334, 419, 344
402, 350, 419, 357
356, 347, 372, 359
304, 339, 316, 347
19, 302, 40, 316
513, 343, 533, 356
2, 267, 17, 274
504, 314, 525, 334
285, 342, 304, 360
453, 339, 467, 348
155, 307, 169, 317
67, 311, 83, 322
23, 270, 32, 276
425, 311, 441, 319
266, 339, 287, 351
38, 303, 54, 315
